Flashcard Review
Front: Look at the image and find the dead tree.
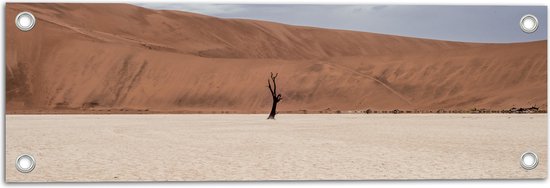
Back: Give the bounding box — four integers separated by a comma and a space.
267, 72, 282, 119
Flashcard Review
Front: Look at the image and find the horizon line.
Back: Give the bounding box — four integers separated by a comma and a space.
133, 3, 547, 44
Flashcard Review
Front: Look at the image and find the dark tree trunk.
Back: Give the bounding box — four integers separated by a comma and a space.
267, 99, 277, 119
267, 72, 282, 119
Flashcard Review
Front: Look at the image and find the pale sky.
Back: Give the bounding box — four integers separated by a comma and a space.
135, 4, 547, 43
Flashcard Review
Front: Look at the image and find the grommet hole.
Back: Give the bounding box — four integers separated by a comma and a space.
520, 152, 539, 170
16, 154, 36, 173
520, 14, 538, 33
15, 12, 36, 31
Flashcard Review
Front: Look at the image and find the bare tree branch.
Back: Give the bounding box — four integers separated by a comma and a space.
272, 78, 276, 94
270, 72, 278, 94
267, 79, 273, 94
268, 79, 276, 97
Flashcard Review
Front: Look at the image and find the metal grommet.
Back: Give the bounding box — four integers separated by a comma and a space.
16, 154, 36, 173
520, 14, 538, 33
520, 151, 539, 170
15, 11, 36, 31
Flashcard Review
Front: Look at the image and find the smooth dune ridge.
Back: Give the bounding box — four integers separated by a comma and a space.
6, 3, 547, 114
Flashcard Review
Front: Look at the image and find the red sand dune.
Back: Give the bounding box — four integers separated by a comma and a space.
5, 3, 547, 114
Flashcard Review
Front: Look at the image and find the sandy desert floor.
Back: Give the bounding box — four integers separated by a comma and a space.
5, 114, 547, 182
